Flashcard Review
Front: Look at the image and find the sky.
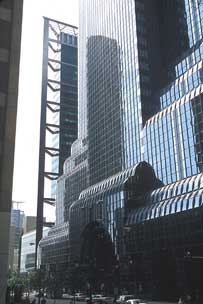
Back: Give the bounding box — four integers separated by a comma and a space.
12, 0, 79, 221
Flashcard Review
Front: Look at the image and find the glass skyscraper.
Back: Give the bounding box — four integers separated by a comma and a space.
79, 0, 143, 181
51, 30, 78, 198
78, 0, 203, 183
68, 0, 203, 300
40, 0, 203, 301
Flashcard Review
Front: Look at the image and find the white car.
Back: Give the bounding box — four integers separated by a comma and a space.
93, 294, 106, 298
126, 299, 147, 304
117, 295, 135, 303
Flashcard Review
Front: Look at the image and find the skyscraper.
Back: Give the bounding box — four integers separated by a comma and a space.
39, 0, 203, 300
78, 0, 203, 181
67, 0, 203, 300
36, 18, 78, 260
8, 209, 24, 271
0, 0, 23, 302
79, 0, 144, 174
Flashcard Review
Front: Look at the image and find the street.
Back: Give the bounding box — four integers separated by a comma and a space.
44, 300, 175, 304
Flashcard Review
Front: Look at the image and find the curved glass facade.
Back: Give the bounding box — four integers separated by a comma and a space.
126, 173, 203, 225
69, 162, 161, 263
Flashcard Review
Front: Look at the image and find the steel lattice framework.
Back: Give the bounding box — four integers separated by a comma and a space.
35, 17, 78, 267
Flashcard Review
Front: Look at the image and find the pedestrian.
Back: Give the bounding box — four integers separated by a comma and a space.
31, 298, 36, 304
185, 294, 192, 304
41, 297, 47, 304
194, 288, 200, 304
5, 286, 10, 304
178, 297, 185, 304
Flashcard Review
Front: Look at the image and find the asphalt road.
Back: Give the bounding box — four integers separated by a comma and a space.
44, 300, 175, 304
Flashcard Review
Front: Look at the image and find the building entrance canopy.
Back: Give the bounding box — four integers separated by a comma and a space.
69, 162, 162, 264
75, 161, 160, 202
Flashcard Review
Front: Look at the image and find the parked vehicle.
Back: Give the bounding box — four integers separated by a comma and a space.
117, 295, 135, 303
126, 300, 141, 304
126, 299, 147, 304
62, 293, 74, 299
93, 295, 113, 304
75, 293, 86, 300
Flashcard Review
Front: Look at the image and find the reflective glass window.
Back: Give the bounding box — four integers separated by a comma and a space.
194, 174, 202, 189
141, 207, 148, 221
150, 205, 156, 219
188, 194, 194, 209
189, 175, 196, 191
176, 180, 185, 195
165, 201, 171, 215
182, 180, 189, 193
194, 192, 201, 208
182, 197, 188, 211
170, 198, 178, 214
147, 205, 154, 220
176, 197, 182, 212
199, 192, 203, 206
199, 175, 203, 188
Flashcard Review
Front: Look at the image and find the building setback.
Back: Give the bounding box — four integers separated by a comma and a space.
41, 0, 203, 302
0, 0, 23, 302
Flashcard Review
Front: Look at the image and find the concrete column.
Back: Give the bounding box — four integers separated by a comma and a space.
0, 212, 10, 303
0, 0, 23, 303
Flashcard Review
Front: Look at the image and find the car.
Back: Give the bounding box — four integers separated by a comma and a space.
126, 299, 147, 304
126, 300, 141, 304
117, 295, 135, 303
92, 294, 104, 300
75, 293, 86, 301
93, 295, 113, 304
62, 294, 73, 299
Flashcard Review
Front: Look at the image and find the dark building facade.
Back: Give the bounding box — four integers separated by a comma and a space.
52, 29, 78, 178
0, 0, 23, 302
40, 0, 203, 301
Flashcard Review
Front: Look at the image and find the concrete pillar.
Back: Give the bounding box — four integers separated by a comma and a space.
0, 213, 10, 303
0, 0, 23, 303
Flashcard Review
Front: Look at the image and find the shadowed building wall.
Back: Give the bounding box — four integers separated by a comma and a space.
0, 0, 23, 302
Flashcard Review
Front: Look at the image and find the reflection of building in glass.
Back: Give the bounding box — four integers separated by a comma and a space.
41, 0, 203, 301
87, 36, 122, 185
